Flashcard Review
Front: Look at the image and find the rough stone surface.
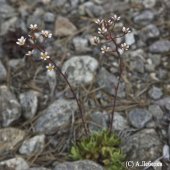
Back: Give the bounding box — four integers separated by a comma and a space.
148, 86, 163, 100
54, 16, 77, 36
72, 37, 89, 52
34, 99, 78, 133
148, 105, 164, 120
0, 16, 17, 36
52, 0, 67, 7
130, 57, 145, 73
140, 24, 160, 42
133, 10, 154, 25
149, 40, 170, 53
0, 128, 25, 155
19, 91, 38, 120
112, 112, 129, 131
19, 135, 45, 156
78, 2, 105, 17
0, 3, 16, 19
97, 67, 125, 97
89, 111, 108, 132
0, 157, 29, 170
142, 0, 156, 8
0, 60, 7, 81
62, 55, 98, 86
53, 160, 104, 170
122, 129, 162, 168
125, 32, 135, 46
0, 85, 21, 127
155, 97, 170, 109
44, 12, 55, 23
128, 108, 152, 129
30, 168, 51, 170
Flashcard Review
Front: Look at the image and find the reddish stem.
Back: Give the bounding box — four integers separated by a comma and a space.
30, 40, 88, 135
108, 34, 123, 134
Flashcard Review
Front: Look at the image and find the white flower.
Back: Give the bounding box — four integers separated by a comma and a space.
95, 19, 103, 25
46, 63, 55, 71
101, 46, 110, 53
111, 14, 120, 21
40, 52, 50, 60
41, 30, 52, 38
98, 26, 107, 34
26, 50, 34, 56
93, 36, 100, 44
120, 43, 129, 51
29, 24, 38, 30
16, 36, 26, 46
108, 19, 113, 25
122, 27, 131, 34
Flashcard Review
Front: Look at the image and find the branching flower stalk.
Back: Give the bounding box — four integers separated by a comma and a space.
16, 24, 88, 135
94, 15, 131, 134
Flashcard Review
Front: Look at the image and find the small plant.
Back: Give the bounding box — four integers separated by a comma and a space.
16, 14, 131, 169
70, 130, 125, 170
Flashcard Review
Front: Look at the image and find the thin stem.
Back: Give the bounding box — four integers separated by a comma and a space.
48, 58, 89, 135
109, 35, 123, 134
31, 42, 88, 135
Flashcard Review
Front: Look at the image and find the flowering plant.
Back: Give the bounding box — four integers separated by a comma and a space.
16, 14, 131, 170
16, 14, 131, 135
94, 15, 130, 133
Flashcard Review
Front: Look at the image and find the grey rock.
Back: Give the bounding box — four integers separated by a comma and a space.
9, 58, 25, 68
148, 105, 164, 120
162, 144, 170, 160
97, 67, 125, 97
44, 12, 55, 23
70, 0, 79, 8
72, 37, 89, 52
0, 86, 21, 127
133, 10, 154, 25
140, 24, 160, 42
0, 4, 16, 19
112, 112, 129, 131
0, 17, 17, 36
79, 2, 105, 17
157, 68, 167, 79
52, 0, 67, 7
155, 97, 170, 109
142, 0, 156, 8
130, 57, 145, 73
165, 102, 170, 111
128, 108, 152, 129
122, 129, 162, 163
54, 16, 77, 37
53, 160, 104, 170
125, 32, 135, 46
34, 99, 78, 133
19, 91, 38, 120
0, 128, 25, 155
168, 125, 170, 145
0, 60, 6, 81
89, 111, 108, 132
149, 40, 170, 53
62, 55, 98, 86
19, 135, 45, 156
149, 54, 161, 67
29, 168, 51, 170
0, 157, 29, 170
148, 86, 163, 100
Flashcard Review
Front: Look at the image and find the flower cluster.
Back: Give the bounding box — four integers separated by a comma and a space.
94, 14, 131, 54
16, 24, 54, 71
